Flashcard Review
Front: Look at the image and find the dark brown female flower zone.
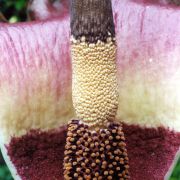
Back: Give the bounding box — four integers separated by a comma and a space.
63, 0, 129, 179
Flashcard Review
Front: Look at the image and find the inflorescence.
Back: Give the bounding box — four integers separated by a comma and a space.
64, 0, 130, 179
64, 120, 129, 179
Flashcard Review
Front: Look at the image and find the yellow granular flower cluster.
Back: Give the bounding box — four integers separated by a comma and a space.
71, 37, 118, 127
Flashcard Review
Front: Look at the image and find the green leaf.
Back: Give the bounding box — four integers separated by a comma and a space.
15, 0, 26, 11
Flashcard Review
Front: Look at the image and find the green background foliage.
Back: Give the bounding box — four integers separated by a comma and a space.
171, 158, 180, 180
0, 0, 27, 22
0, 0, 179, 179
0, 165, 13, 180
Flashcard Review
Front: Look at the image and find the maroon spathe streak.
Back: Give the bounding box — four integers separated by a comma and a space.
7, 127, 67, 180
123, 124, 180, 180
7, 124, 180, 180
